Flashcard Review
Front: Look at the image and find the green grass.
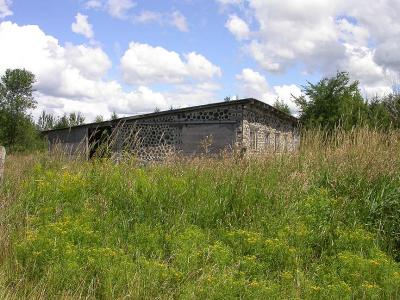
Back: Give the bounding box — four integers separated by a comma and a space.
1, 128, 400, 299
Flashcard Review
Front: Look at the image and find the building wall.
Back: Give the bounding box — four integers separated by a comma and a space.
43, 100, 299, 160
46, 127, 88, 157
114, 104, 243, 160
181, 123, 237, 155
242, 105, 299, 153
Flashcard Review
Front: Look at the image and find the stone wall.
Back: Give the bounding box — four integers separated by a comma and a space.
242, 106, 299, 153
114, 104, 244, 159
43, 100, 299, 160
114, 123, 180, 160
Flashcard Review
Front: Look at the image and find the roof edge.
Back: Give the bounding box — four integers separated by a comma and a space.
41, 98, 298, 133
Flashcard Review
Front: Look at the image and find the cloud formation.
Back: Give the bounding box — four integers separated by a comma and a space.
107, 0, 135, 19
0, 21, 222, 120
225, 15, 250, 40
236, 68, 301, 113
133, 10, 189, 32
0, 0, 12, 18
120, 42, 221, 85
71, 13, 94, 39
85, 0, 135, 19
221, 0, 400, 97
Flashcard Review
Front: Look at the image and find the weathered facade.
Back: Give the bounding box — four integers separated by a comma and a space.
43, 98, 299, 160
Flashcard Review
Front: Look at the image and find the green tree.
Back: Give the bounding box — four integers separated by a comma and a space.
367, 97, 393, 129
273, 98, 291, 114
37, 110, 56, 131
54, 112, 85, 129
294, 71, 368, 130
0, 69, 38, 149
110, 111, 118, 120
381, 92, 400, 127
94, 115, 104, 123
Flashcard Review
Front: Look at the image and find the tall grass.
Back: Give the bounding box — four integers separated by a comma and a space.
1, 128, 400, 299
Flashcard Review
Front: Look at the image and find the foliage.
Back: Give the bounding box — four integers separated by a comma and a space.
53, 112, 85, 129
366, 97, 393, 129
37, 110, 56, 131
110, 111, 118, 120
37, 111, 87, 130
273, 98, 291, 114
1, 128, 400, 298
94, 115, 104, 123
111, 111, 119, 120
381, 92, 400, 127
295, 71, 369, 130
0, 69, 42, 151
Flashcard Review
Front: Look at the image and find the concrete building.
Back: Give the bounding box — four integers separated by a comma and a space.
43, 98, 299, 160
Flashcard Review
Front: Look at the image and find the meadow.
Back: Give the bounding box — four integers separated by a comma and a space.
1, 128, 400, 299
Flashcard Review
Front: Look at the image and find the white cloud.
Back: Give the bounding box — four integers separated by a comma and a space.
0, 21, 163, 120
64, 44, 111, 79
133, 10, 189, 32
217, 0, 243, 7
223, 0, 399, 97
218, 0, 242, 4
0, 0, 12, 18
337, 18, 369, 46
0, 21, 222, 121
121, 42, 221, 85
236, 68, 272, 99
273, 84, 302, 113
169, 11, 189, 32
374, 39, 400, 74
107, 0, 135, 19
71, 13, 94, 39
164, 82, 221, 108
341, 44, 393, 97
134, 10, 162, 23
225, 15, 250, 40
85, 1, 188, 32
236, 68, 300, 113
85, 0, 102, 9
247, 1, 342, 73
185, 52, 222, 80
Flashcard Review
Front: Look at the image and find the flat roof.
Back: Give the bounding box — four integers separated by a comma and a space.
42, 98, 298, 133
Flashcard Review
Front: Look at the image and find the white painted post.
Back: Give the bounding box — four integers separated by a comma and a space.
0, 146, 5, 184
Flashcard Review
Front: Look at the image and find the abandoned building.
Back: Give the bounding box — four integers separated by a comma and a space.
43, 98, 299, 160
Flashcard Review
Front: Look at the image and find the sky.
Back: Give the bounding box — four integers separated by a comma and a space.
0, 0, 399, 121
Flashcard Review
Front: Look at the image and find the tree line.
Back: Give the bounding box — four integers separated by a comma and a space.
1, 68, 400, 152
0, 69, 119, 151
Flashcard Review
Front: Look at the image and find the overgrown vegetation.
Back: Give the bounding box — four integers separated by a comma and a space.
273, 98, 291, 114
0, 69, 43, 152
2, 68, 400, 153
294, 71, 400, 130
1, 128, 400, 299
37, 111, 86, 131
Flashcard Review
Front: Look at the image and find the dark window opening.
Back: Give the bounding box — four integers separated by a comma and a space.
88, 126, 112, 158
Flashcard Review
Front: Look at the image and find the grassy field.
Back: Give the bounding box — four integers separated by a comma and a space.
1, 129, 400, 299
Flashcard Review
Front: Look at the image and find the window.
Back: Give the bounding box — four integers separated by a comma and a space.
250, 130, 258, 151
274, 133, 280, 151
265, 131, 270, 149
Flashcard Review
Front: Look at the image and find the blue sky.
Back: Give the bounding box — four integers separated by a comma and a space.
0, 0, 398, 120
